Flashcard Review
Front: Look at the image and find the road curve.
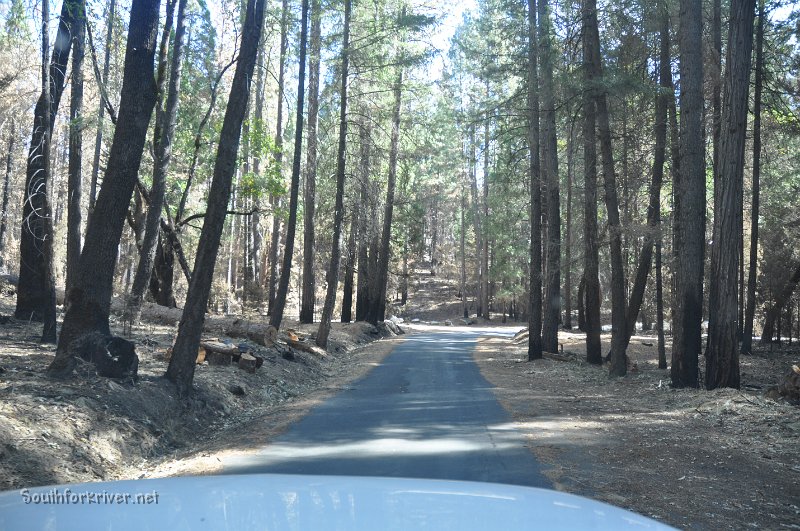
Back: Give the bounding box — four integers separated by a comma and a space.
222, 329, 550, 488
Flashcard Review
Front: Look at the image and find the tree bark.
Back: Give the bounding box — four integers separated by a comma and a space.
582, 0, 602, 365
742, 0, 764, 356
166, 0, 265, 395
65, 0, 86, 295
585, 0, 627, 376
16, 0, 77, 323
355, 124, 371, 321
539, 0, 561, 352
369, 63, 403, 324
482, 118, 490, 320
706, 0, 755, 390
267, 0, 289, 315
126, 0, 187, 325
300, 0, 321, 324
269, 0, 309, 330
563, 117, 574, 330
469, 126, 484, 318
527, 0, 542, 360
316, 0, 350, 348
48, 0, 161, 375
672, 0, 705, 388
460, 185, 468, 318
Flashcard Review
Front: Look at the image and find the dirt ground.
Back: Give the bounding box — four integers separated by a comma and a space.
474, 331, 800, 530
0, 290, 404, 491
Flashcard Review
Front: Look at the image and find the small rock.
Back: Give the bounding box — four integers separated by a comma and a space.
228, 385, 246, 397
444, 320, 453, 326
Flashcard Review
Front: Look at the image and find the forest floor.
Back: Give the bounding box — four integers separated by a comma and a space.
0, 283, 405, 491
475, 334, 800, 530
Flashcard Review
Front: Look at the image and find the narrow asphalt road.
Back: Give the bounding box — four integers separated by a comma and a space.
222, 330, 550, 488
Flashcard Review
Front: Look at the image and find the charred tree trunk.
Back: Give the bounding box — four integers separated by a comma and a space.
582, 0, 602, 365
300, 0, 321, 324
126, 0, 186, 325
316, 0, 350, 348
166, 0, 265, 395
269, 0, 309, 330
16, 0, 77, 323
672, 0, 705, 388
49, 0, 161, 376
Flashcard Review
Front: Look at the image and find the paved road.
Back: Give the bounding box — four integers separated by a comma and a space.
222, 330, 550, 488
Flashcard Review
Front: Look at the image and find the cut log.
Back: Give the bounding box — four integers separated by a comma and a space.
512, 328, 530, 342
199, 341, 240, 357
542, 351, 571, 362
287, 338, 328, 359
238, 353, 258, 373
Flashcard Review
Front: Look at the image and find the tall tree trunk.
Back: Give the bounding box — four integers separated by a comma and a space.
65, 0, 86, 295
269, 0, 309, 330
16, 0, 77, 323
469, 126, 483, 318
582, 0, 602, 365
316, 0, 350, 348
481, 120, 490, 319
125, 0, 186, 325
460, 185, 468, 318
563, 116, 574, 330
706, 0, 755, 389
166, 0, 265, 395
355, 124, 371, 321
89, 0, 116, 215
527, 0, 542, 360
267, 0, 289, 315
742, 0, 764, 355
618, 4, 671, 355
585, 0, 627, 376
539, 0, 560, 352
672, 0, 705, 388
0, 120, 15, 269
300, 0, 321, 324
369, 64, 403, 324
39, 0, 57, 343
49, 0, 161, 376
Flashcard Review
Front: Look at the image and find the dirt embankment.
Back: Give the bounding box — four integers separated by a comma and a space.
0, 297, 404, 491
474, 332, 800, 530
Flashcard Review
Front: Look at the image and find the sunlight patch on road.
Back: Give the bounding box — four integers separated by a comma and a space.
225, 437, 516, 469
